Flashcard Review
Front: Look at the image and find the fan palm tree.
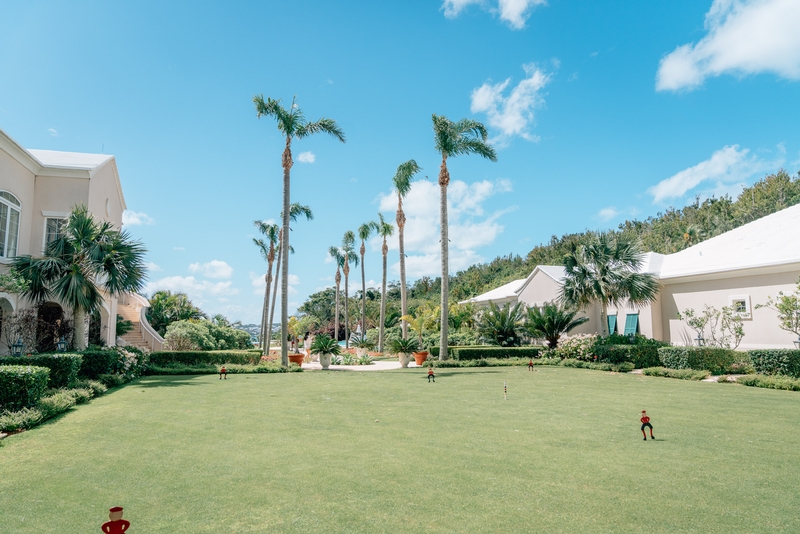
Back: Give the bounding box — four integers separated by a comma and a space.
375, 213, 394, 353
476, 302, 525, 347
341, 231, 359, 348
560, 233, 660, 336
266, 204, 312, 359
523, 303, 589, 349
254, 95, 345, 366
328, 246, 345, 341
13, 205, 147, 350
392, 159, 421, 340
432, 114, 497, 359
357, 220, 377, 339
253, 220, 279, 354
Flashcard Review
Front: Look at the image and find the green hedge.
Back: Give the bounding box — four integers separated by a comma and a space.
642, 367, 710, 380
592, 345, 662, 368
749, 349, 800, 378
430, 346, 543, 360
145, 362, 289, 375
78, 350, 117, 379
0, 366, 50, 410
657, 347, 737, 374
737, 374, 800, 391
561, 359, 635, 372
0, 354, 82, 388
148, 350, 259, 366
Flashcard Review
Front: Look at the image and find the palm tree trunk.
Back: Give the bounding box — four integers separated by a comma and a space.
600, 302, 608, 337
344, 266, 350, 349
439, 157, 450, 360
73, 306, 88, 351
334, 268, 341, 341
268, 243, 281, 352
379, 239, 388, 353
280, 141, 292, 367
261, 266, 272, 356
397, 196, 408, 340
360, 242, 366, 339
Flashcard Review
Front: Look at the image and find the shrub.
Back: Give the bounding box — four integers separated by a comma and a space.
0, 407, 44, 432
447, 346, 543, 361
0, 354, 82, 388
75, 379, 107, 396
560, 359, 635, 372
553, 334, 598, 361
0, 365, 50, 410
78, 350, 117, 379
145, 363, 217, 375
68, 388, 93, 404
736, 374, 800, 391
749, 349, 800, 378
36, 391, 76, 419
657, 347, 737, 374
592, 345, 662, 369
97, 373, 128, 388
642, 367, 710, 380
148, 350, 257, 366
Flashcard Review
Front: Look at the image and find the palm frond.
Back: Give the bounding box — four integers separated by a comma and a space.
296, 117, 346, 143
376, 213, 394, 238
392, 159, 421, 198
287, 203, 314, 222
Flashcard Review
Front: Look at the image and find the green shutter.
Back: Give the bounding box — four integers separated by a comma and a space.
607, 315, 617, 335
623, 314, 639, 336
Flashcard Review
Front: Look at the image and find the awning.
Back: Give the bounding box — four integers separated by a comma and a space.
623, 314, 639, 336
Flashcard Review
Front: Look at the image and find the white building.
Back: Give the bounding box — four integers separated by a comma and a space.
462, 203, 800, 349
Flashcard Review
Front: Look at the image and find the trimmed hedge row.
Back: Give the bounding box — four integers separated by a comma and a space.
0, 366, 50, 410
737, 374, 800, 391
78, 350, 117, 379
145, 361, 292, 375
593, 345, 661, 369
430, 346, 543, 360
749, 349, 800, 378
657, 347, 737, 374
0, 354, 82, 388
642, 367, 710, 380
148, 350, 259, 366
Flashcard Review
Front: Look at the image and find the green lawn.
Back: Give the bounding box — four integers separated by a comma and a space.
2, 366, 800, 533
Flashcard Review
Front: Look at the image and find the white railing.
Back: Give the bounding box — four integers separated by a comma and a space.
118, 292, 164, 352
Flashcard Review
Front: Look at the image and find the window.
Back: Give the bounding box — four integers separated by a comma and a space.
623, 313, 639, 336
729, 295, 752, 319
607, 315, 617, 335
0, 191, 21, 258
44, 217, 65, 248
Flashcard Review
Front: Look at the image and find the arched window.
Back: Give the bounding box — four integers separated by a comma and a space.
0, 191, 21, 258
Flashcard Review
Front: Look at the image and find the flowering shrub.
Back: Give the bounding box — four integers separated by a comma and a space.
553, 333, 598, 361
110, 346, 149, 380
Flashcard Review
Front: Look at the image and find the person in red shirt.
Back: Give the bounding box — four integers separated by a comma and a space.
528, 359, 534, 371
640, 410, 655, 440
219, 366, 227, 380
101, 506, 130, 533
427, 366, 435, 383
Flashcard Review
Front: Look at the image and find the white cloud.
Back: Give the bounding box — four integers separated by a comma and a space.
249, 271, 299, 296
188, 260, 233, 279
442, 0, 546, 29
122, 210, 155, 226
377, 178, 514, 278
648, 144, 783, 203
597, 207, 619, 221
47, 128, 58, 137
145, 262, 162, 272
657, 0, 800, 91
471, 63, 550, 144
173, 247, 186, 252
144, 276, 239, 303
297, 151, 316, 163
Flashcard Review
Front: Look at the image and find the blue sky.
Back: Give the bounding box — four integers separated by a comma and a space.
2, 0, 800, 324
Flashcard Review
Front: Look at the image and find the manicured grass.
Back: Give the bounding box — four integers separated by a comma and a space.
1, 367, 800, 532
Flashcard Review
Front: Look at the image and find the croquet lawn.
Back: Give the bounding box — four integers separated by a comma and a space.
1, 366, 800, 533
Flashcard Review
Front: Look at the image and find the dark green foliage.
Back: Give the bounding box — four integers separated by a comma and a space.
387, 337, 419, 354
97, 373, 127, 388
148, 350, 259, 366
561, 359, 635, 372
36, 390, 76, 419
310, 334, 341, 355
116, 314, 134, 337
68, 388, 92, 404
736, 374, 800, 391
642, 367, 710, 380
78, 350, 117, 379
593, 345, 662, 368
476, 302, 524, 347
145, 362, 288, 375
523, 303, 588, 348
430, 346, 473, 358
0, 365, 50, 410
0, 354, 82, 388
657, 347, 737, 374
451, 346, 543, 360
0, 407, 44, 432
749, 349, 800, 378
146, 290, 207, 337
74, 379, 107, 396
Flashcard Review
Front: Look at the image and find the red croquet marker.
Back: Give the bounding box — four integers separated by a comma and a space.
101, 506, 130, 533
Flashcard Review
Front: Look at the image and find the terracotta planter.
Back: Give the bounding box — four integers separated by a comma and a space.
288, 354, 304, 366
398, 353, 411, 368
413, 351, 429, 366
319, 353, 332, 369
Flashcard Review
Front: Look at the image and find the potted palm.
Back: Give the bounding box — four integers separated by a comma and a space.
310, 334, 342, 370
401, 306, 436, 365
350, 334, 375, 358
388, 337, 418, 368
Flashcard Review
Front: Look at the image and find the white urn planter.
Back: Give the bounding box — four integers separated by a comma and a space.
355, 347, 368, 358
319, 353, 332, 369
398, 352, 411, 368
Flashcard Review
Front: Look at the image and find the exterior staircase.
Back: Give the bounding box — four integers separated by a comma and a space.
116, 293, 164, 352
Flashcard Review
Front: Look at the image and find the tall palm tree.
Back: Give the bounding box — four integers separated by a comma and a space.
392, 159, 421, 340
328, 246, 345, 341
254, 95, 345, 366
253, 220, 279, 354
341, 231, 359, 348
357, 220, 377, 339
266, 204, 312, 359
13, 205, 146, 350
560, 233, 660, 336
375, 213, 394, 353
432, 114, 497, 359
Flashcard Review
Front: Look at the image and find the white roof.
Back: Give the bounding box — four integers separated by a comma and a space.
460, 278, 526, 304
27, 149, 114, 171
536, 265, 566, 282
659, 202, 800, 279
